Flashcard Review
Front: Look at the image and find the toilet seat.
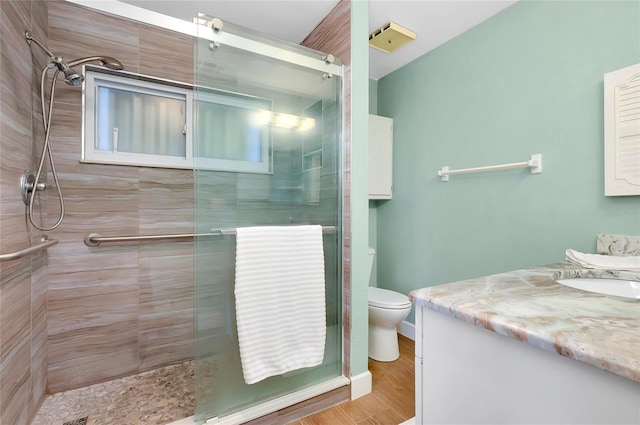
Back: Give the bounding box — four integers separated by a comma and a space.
368, 287, 412, 310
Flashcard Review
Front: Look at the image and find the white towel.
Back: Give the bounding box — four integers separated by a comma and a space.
566, 249, 640, 270
234, 225, 326, 384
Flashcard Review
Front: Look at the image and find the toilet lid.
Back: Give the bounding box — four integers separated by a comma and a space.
368, 287, 412, 309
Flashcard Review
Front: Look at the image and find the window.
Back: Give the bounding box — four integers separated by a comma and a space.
194, 89, 271, 173
82, 68, 272, 173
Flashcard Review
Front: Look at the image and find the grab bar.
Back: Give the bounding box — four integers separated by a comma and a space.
85, 226, 337, 247
438, 154, 542, 181
84, 232, 215, 246
0, 237, 58, 262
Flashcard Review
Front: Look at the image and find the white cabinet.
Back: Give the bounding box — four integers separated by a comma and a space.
415, 306, 640, 424
369, 114, 393, 200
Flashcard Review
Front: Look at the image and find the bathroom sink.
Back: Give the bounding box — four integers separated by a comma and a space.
556, 278, 640, 299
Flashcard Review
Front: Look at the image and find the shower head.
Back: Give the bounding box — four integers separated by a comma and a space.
47, 60, 85, 86
67, 56, 124, 70
59, 56, 124, 85
62, 67, 85, 86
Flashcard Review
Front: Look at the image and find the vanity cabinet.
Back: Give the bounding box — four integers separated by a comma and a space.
415, 307, 640, 424
412, 264, 640, 425
369, 114, 393, 200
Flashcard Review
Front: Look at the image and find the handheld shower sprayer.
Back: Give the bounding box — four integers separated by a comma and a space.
23, 31, 124, 231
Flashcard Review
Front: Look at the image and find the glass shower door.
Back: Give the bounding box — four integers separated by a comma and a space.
193, 17, 343, 423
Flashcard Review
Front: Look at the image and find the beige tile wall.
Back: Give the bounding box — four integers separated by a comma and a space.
45, 0, 196, 393
0, 1, 50, 424
44, 0, 349, 396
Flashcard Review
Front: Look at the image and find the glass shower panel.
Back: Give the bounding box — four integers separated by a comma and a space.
193, 19, 342, 423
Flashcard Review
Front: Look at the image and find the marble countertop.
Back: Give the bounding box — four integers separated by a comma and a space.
410, 264, 640, 383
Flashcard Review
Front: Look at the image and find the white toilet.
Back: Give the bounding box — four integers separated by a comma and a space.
367, 248, 412, 362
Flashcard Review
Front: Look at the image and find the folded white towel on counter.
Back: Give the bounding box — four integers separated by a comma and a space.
566, 249, 640, 270
234, 225, 326, 385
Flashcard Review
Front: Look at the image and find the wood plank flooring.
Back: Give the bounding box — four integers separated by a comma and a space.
292, 335, 415, 425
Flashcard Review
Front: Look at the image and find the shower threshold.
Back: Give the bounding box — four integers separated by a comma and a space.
167, 375, 349, 425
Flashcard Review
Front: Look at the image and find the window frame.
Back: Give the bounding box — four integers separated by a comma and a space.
81, 67, 273, 174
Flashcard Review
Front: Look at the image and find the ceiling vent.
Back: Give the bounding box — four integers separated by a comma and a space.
369, 22, 416, 54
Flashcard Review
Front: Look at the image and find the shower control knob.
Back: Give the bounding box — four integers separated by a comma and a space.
20, 170, 49, 205
20, 170, 35, 205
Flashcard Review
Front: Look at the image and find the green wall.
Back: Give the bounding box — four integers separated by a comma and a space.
350, 0, 370, 376
376, 0, 640, 324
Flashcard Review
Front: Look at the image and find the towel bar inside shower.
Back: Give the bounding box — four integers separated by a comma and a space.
84, 226, 337, 247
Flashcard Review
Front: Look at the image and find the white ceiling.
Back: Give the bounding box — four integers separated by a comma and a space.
119, 0, 518, 80
369, 1, 517, 80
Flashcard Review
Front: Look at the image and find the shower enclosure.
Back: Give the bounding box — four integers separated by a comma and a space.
192, 17, 344, 423
1, 0, 344, 422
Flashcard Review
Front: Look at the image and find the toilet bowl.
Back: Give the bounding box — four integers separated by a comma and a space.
367, 248, 412, 362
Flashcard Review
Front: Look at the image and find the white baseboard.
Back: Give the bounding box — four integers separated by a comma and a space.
398, 320, 415, 340
399, 417, 415, 425
350, 370, 372, 400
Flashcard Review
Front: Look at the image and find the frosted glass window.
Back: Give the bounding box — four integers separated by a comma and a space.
193, 89, 271, 173
96, 86, 186, 157
82, 69, 272, 173
195, 101, 263, 162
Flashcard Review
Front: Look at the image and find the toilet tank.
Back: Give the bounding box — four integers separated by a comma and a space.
367, 248, 375, 282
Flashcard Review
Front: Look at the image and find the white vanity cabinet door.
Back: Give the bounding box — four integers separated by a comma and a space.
416, 306, 640, 424
369, 114, 393, 199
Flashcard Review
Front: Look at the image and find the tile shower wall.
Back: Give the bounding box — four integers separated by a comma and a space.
0, 1, 49, 424
0, 0, 350, 407
45, 0, 196, 393
44, 0, 349, 395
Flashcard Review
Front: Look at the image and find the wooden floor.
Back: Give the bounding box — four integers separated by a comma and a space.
292, 335, 415, 425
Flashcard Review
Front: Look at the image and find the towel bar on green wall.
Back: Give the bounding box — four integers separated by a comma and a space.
438, 154, 542, 182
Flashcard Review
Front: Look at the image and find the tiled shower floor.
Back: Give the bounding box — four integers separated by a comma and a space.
32, 361, 194, 425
